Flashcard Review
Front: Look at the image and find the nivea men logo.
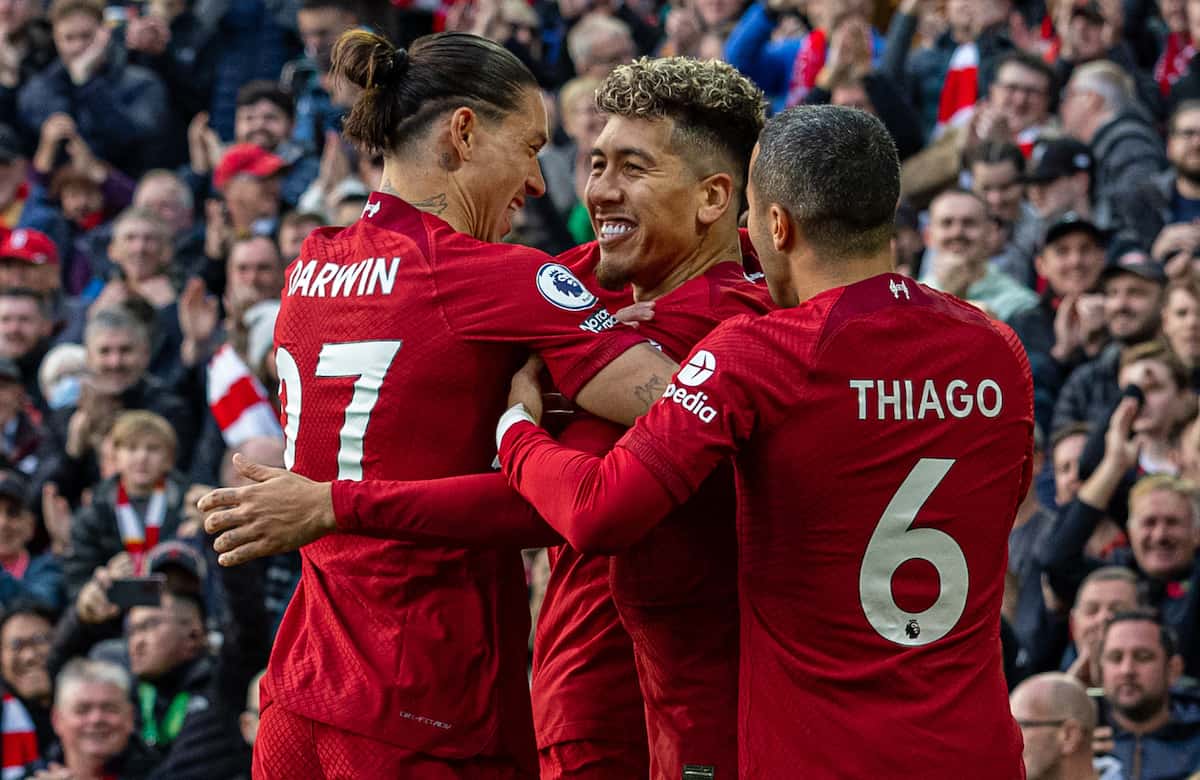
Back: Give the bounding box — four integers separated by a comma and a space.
677, 350, 716, 387
536, 263, 597, 311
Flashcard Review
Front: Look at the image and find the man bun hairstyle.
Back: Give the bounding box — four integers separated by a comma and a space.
596, 57, 766, 196
333, 30, 537, 156
753, 105, 900, 260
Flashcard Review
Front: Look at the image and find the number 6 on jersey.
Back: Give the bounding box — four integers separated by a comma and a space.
859, 457, 968, 647
275, 340, 403, 480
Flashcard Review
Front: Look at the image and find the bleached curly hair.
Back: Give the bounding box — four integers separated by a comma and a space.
595, 57, 767, 190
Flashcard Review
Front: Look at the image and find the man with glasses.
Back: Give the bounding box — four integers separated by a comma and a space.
1010, 672, 1120, 780
977, 51, 1056, 156
0, 599, 56, 772
1115, 101, 1200, 251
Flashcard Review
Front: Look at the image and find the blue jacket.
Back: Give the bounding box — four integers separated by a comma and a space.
0, 553, 64, 613
16, 53, 169, 177
724, 3, 884, 113
1108, 693, 1200, 780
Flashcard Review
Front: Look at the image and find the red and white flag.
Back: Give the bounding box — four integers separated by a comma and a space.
935, 42, 979, 137
207, 344, 282, 448
1017, 126, 1042, 158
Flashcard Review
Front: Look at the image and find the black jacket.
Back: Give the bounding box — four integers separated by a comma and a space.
1051, 341, 1124, 433
60, 472, 190, 603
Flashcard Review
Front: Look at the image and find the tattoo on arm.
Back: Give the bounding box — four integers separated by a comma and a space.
410, 193, 449, 215
633, 374, 667, 413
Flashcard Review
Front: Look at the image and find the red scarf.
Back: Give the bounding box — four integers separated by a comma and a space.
1156, 33, 1195, 95
115, 479, 166, 574
785, 28, 827, 108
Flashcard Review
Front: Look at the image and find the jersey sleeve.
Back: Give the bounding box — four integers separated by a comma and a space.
331, 472, 563, 548
498, 317, 764, 552
433, 244, 646, 399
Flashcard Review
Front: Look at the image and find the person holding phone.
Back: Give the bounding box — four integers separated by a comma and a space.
63, 411, 188, 616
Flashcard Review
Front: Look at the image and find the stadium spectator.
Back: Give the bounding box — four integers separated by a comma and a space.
0, 0, 54, 122
0, 470, 59, 610
881, 0, 1013, 141
31, 658, 157, 778
1114, 101, 1200, 248
17, 0, 169, 177
1098, 610, 1200, 776
0, 601, 56, 756
1062, 566, 1140, 685
1061, 60, 1167, 228
0, 125, 32, 231
1162, 275, 1200, 373
1010, 672, 1121, 780
281, 0, 359, 152
566, 14, 636, 79
964, 141, 1041, 285
35, 305, 194, 506
920, 188, 1038, 319
61, 410, 188, 603
0, 230, 60, 308
0, 290, 54, 412
1010, 213, 1107, 432
1026, 137, 1096, 224
1053, 248, 1166, 431
119, 0, 218, 168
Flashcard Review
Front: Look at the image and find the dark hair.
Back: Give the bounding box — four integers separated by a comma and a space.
964, 141, 1026, 175
1100, 607, 1178, 659
995, 50, 1057, 102
1048, 421, 1091, 455
752, 105, 899, 260
333, 30, 538, 156
1169, 99, 1200, 135
0, 599, 56, 640
164, 587, 207, 625
595, 57, 766, 203
236, 80, 296, 121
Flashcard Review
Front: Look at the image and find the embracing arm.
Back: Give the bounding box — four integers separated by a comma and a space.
499, 419, 680, 554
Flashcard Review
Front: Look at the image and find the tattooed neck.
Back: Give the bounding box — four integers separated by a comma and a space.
410, 193, 449, 216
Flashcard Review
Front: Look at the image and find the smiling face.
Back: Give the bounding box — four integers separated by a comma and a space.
586, 114, 708, 292
460, 87, 548, 242
52, 681, 133, 766
1127, 487, 1198, 579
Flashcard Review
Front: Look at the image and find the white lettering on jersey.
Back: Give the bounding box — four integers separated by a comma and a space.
287, 257, 403, 298
578, 308, 618, 333
662, 382, 717, 423
849, 378, 1004, 421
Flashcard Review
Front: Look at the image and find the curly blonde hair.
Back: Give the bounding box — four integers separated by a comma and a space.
596, 57, 766, 189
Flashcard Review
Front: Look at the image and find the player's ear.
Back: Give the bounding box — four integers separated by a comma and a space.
768, 203, 792, 252
696, 172, 735, 227
446, 107, 477, 165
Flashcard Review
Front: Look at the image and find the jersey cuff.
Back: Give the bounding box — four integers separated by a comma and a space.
496, 403, 536, 450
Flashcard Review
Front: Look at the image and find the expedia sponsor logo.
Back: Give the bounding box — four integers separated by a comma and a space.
579, 308, 618, 333
663, 383, 718, 423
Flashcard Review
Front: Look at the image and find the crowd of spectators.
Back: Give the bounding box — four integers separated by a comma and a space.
1, 0, 1200, 776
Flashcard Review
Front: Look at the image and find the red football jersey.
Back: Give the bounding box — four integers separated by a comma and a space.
532, 245, 770, 778
266, 193, 643, 768
501, 274, 1031, 778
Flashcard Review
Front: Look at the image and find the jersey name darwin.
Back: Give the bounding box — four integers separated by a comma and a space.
287, 257, 402, 298
848, 378, 1004, 421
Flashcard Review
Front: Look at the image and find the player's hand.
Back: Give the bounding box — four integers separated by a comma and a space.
1093, 725, 1115, 754
614, 300, 655, 327
200, 454, 336, 566
507, 355, 545, 424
